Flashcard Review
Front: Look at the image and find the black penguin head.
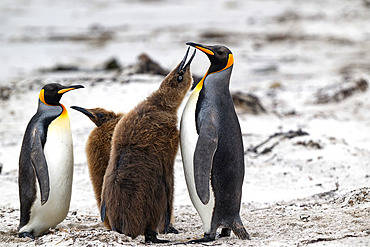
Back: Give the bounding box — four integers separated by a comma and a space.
186, 42, 233, 74
70, 106, 117, 127
39, 83, 84, 106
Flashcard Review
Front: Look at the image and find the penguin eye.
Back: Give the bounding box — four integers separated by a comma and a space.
217, 51, 224, 56
96, 113, 104, 118
177, 72, 184, 82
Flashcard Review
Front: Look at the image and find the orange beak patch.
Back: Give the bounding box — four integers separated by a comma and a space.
58, 88, 75, 94
196, 46, 214, 56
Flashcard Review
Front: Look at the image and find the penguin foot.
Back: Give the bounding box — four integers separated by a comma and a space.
187, 233, 216, 243
219, 228, 231, 238
144, 229, 170, 243
164, 225, 179, 234
231, 220, 251, 240
18, 232, 35, 240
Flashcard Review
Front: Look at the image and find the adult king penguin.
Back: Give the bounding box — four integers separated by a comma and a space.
18, 83, 84, 239
180, 42, 250, 242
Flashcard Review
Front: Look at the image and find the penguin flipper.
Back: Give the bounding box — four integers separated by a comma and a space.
30, 129, 50, 205
194, 121, 218, 205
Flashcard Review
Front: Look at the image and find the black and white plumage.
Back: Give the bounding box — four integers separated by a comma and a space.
180, 42, 250, 242
18, 83, 83, 239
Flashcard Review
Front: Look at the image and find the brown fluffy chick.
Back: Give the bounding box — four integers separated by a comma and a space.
71, 106, 178, 234
101, 48, 195, 243
71, 106, 179, 233
70, 106, 123, 229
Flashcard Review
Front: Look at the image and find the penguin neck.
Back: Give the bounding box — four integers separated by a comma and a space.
202, 66, 232, 94
147, 88, 185, 113
37, 100, 65, 119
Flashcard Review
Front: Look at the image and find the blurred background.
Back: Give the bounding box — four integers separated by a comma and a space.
0, 0, 369, 89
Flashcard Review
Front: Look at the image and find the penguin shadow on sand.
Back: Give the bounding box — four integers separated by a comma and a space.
18, 83, 84, 239
180, 42, 250, 243
100, 47, 196, 243
70, 106, 178, 233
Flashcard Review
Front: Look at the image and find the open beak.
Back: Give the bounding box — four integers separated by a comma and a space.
178, 47, 196, 73
70, 106, 94, 118
58, 85, 84, 94
186, 42, 215, 56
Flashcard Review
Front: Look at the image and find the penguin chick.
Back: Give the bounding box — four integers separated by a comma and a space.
101, 48, 195, 243
70, 106, 123, 229
71, 106, 179, 233
180, 42, 250, 242
18, 83, 84, 239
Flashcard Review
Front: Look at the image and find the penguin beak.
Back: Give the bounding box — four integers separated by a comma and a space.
178, 47, 196, 73
186, 42, 215, 56
70, 106, 94, 119
58, 85, 84, 94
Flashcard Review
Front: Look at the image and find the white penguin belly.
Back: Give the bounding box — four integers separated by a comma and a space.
20, 114, 74, 236
180, 90, 215, 233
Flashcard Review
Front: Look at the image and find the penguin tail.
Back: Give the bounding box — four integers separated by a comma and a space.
231, 219, 250, 240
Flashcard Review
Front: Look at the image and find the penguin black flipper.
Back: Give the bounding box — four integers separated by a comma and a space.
30, 128, 50, 205
193, 120, 218, 205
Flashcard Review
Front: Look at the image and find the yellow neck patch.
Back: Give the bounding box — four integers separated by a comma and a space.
48, 103, 70, 132
195, 72, 208, 91
60, 104, 68, 118
193, 54, 234, 91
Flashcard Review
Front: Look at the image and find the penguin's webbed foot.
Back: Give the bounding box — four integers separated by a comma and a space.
18, 232, 35, 240
219, 228, 231, 238
145, 229, 170, 243
164, 225, 179, 234
187, 233, 216, 243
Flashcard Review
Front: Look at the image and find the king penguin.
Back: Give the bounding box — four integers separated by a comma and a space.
180, 42, 250, 242
18, 83, 84, 239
